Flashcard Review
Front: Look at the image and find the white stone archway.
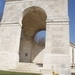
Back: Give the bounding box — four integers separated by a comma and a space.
0, 0, 70, 75
19, 6, 47, 63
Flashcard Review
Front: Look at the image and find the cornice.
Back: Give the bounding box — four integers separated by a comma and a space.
5, 0, 21, 2
70, 42, 75, 48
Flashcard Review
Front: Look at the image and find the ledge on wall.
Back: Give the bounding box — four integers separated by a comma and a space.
5, 0, 35, 2
5, 0, 22, 2
70, 42, 75, 48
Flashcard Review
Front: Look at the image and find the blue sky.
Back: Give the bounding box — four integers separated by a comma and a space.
68, 0, 75, 44
0, 0, 75, 44
0, 0, 5, 16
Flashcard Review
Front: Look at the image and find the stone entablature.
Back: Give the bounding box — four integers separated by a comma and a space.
2, 0, 68, 24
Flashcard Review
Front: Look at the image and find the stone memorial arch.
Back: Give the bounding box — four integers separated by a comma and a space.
0, 0, 70, 75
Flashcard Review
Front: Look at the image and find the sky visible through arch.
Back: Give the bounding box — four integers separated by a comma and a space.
0, 0, 75, 44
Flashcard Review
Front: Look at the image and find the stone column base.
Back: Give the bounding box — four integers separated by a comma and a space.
42, 54, 71, 75
0, 52, 19, 70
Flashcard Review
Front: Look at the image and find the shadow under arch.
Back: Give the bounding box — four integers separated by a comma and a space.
22, 6, 47, 21
19, 6, 47, 63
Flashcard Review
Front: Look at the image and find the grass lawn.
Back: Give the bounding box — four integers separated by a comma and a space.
0, 70, 41, 75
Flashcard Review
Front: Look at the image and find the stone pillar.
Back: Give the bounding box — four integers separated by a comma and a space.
43, 19, 71, 75
0, 23, 21, 70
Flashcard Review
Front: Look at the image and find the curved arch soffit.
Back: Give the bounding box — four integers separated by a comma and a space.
23, 6, 47, 18
21, 6, 47, 39
19, 6, 47, 25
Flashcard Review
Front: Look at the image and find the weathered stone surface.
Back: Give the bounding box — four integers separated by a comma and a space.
2, 0, 68, 23
0, 24, 21, 70
0, 0, 71, 75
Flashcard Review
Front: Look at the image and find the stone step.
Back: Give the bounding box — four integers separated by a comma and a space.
9, 63, 42, 73
17, 63, 38, 67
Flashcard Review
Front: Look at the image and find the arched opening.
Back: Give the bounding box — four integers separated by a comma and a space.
19, 6, 47, 63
